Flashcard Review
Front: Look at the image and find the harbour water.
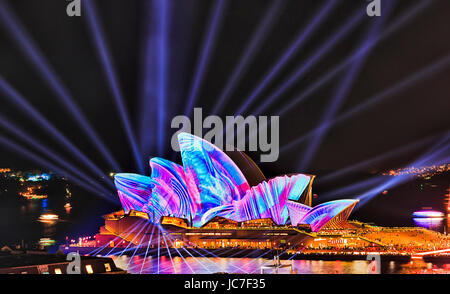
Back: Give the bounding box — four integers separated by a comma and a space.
0, 175, 117, 248
111, 256, 450, 274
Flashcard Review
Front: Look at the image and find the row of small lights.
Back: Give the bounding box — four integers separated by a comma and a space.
383, 164, 450, 178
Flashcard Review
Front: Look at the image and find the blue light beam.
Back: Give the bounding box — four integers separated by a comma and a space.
0, 115, 114, 196
297, 1, 395, 171
125, 223, 151, 270
247, 0, 437, 148
356, 135, 450, 208
233, 0, 339, 117
104, 220, 145, 256
138, 225, 156, 274
183, 0, 228, 117
0, 76, 114, 188
318, 134, 439, 184
84, 0, 143, 173
0, 0, 121, 172
268, 0, 435, 118
156, 0, 169, 156
279, 53, 450, 156
250, 5, 366, 116
210, 0, 286, 114
0, 134, 116, 202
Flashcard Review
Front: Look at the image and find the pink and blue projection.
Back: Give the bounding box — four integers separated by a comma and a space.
114, 133, 357, 230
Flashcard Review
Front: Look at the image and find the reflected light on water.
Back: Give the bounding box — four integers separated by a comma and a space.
111, 256, 378, 274
110, 256, 450, 274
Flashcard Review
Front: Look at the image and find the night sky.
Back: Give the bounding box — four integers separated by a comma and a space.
0, 0, 449, 201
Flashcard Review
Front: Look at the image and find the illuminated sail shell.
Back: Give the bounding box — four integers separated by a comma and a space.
213, 175, 312, 225
115, 174, 153, 214
178, 132, 250, 215
148, 158, 200, 220
298, 199, 359, 232
286, 201, 312, 226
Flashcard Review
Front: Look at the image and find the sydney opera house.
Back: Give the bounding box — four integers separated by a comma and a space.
95, 133, 359, 249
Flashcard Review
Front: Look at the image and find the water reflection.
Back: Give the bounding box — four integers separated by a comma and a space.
112, 256, 369, 274
110, 256, 450, 274
64, 203, 72, 214
413, 217, 444, 231
38, 212, 59, 224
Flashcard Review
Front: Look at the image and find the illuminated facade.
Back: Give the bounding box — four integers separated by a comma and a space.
114, 133, 357, 232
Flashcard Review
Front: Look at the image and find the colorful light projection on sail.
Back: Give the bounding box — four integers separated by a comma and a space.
114, 133, 357, 230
